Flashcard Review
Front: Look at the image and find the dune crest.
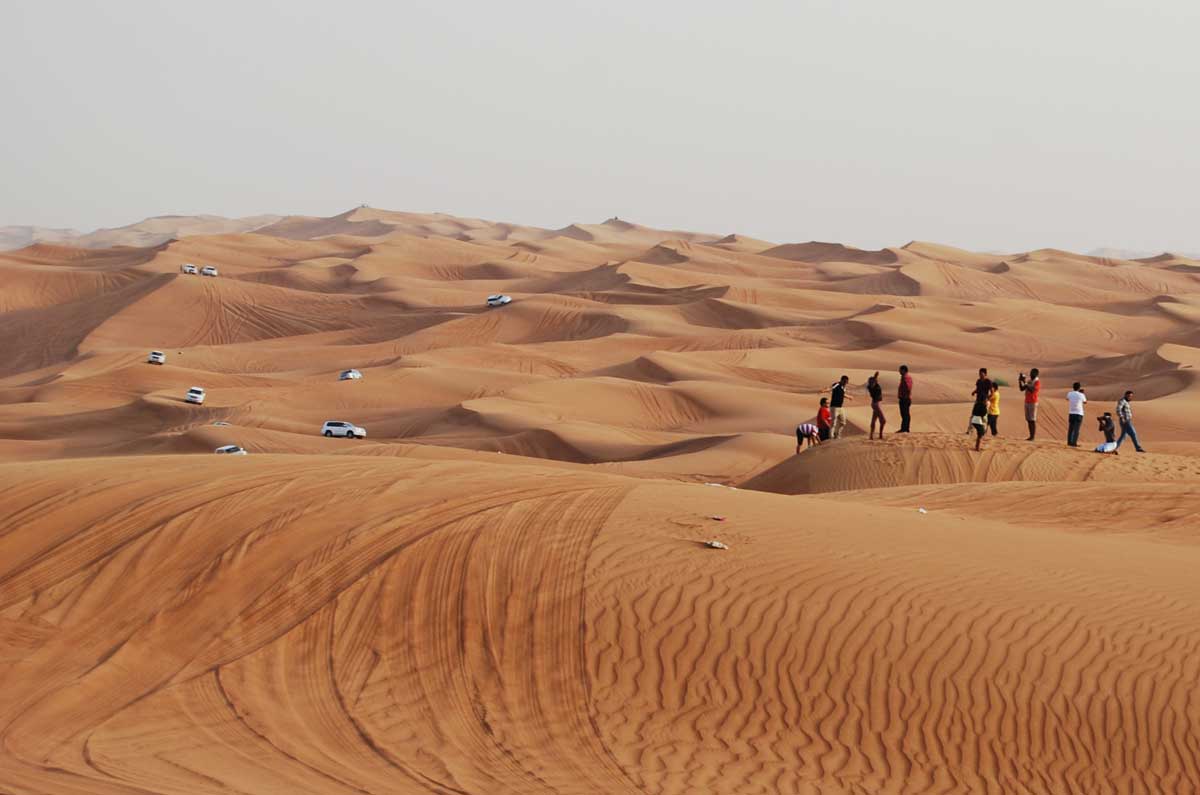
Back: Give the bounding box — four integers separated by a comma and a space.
3, 207, 1200, 793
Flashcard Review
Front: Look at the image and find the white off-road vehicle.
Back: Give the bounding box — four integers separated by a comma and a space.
322, 420, 366, 439
147, 350, 166, 365
486, 294, 512, 307
200, 265, 219, 277
214, 445, 248, 455
339, 369, 363, 381
181, 263, 198, 274
185, 386, 206, 405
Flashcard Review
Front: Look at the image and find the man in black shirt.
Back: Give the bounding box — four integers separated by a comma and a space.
823, 375, 853, 439
897, 364, 913, 432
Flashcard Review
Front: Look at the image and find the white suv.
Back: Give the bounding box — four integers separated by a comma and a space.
322, 420, 366, 439
200, 265, 219, 277
486, 294, 512, 307
147, 350, 166, 365
185, 387, 206, 405
214, 445, 248, 455
181, 263, 198, 274
339, 369, 362, 381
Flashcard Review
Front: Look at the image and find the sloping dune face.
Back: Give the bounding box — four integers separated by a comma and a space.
3, 208, 1200, 794
2, 456, 1199, 795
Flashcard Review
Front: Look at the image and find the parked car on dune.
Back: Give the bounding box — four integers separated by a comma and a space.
200, 265, 219, 277
181, 263, 198, 274
214, 445, 248, 455
185, 386, 206, 405
147, 350, 166, 365
339, 369, 362, 381
486, 294, 512, 307
322, 420, 366, 439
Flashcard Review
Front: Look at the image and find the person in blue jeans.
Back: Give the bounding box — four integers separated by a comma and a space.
1113, 389, 1146, 453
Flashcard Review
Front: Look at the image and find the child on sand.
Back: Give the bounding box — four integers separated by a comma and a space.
987, 383, 1000, 435
795, 422, 821, 453
816, 397, 832, 441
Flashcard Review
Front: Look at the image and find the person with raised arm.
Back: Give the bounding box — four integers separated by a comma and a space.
1018, 368, 1042, 441
821, 375, 853, 439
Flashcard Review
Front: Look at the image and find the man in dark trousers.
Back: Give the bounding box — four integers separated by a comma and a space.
970, 367, 993, 452
897, 364, 913, 432
1114, 390, 1146, 453
1066, 382, 1087, 447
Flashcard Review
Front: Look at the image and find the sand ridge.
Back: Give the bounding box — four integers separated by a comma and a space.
2, 207, 1200, 793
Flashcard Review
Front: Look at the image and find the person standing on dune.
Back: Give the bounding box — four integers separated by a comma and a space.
970, 367, 993, 451
823, 375, 853, 439
1114, 390, 1146, 453
987, 381, 1001, 435
868, 372, 886, 439
816, 397, 833, 441
897, 364, 913, 432
1019, 368, 1041, 440
1066, 382, 1087, 447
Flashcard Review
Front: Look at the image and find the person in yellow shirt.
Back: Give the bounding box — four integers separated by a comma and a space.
987, 384, 1001, 435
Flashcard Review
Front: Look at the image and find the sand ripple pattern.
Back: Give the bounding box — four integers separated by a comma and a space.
3, 457, 1200, 793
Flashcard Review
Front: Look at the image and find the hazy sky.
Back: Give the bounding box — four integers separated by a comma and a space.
3, 1, 1197, 251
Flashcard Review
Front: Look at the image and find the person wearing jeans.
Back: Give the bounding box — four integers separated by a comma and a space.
1066, 382, 1086, 447
1114, 389, 1145, 453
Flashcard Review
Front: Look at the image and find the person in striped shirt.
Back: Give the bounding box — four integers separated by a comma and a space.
795, 422, 821, 453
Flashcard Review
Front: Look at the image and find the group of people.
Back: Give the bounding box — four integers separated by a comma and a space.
796, 365, 1148, 455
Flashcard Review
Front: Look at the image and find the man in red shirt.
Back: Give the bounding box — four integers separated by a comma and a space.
816, 397, 833, 441
1019, 367, 1041, 441
897, 364, 913, 432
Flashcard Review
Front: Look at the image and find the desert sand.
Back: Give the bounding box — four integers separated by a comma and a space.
2, 207, 1199, 794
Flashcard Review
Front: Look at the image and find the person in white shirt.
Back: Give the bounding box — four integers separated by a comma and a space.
1066, 382, 1087, 447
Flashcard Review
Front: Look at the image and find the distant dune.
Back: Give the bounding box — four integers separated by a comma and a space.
0, 214, 282, 251
3, 207, 1200, 793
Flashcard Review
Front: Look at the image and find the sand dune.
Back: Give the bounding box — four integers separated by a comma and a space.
2, 455, 1199, 795
0, 215, 282, 251
3, 207, 1200, 793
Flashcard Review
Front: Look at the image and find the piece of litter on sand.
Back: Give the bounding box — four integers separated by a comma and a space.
708, 515, 726, 522
918, 508, 928, 514
705, 540, 728, 550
